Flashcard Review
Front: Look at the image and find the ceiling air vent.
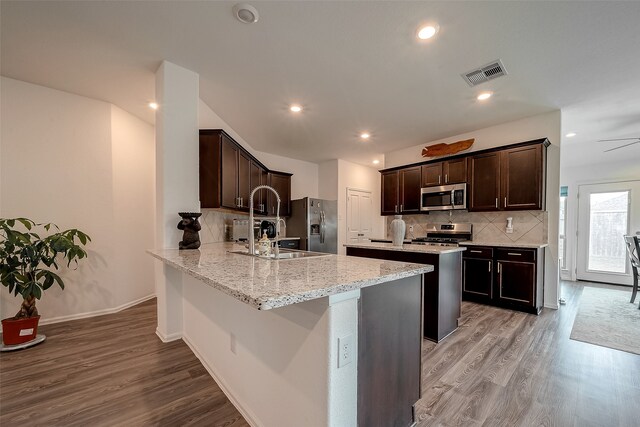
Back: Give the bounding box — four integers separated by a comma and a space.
461, 60, 507, 87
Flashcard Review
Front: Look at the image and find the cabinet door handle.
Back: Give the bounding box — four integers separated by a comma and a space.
470, 250, 482, 253
445, 174, 448, 183
497, 262, 501, 274
507, 252, 522, 256
504, 197, 507, 208
400, 204, 403, 212
488, 261, 491, 272
438, 175, 441, 184
395, 204, 398, 213
495, 198, 498, 208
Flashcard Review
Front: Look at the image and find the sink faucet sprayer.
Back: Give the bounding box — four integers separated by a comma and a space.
248, 185, 280, 257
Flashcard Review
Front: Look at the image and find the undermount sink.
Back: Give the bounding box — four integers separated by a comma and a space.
230, 248, 332, 260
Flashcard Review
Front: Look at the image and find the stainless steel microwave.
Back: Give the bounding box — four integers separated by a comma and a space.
420, 183, 467, 211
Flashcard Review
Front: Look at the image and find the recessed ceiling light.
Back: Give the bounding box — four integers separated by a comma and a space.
477, 92, 492, 101
360, 132, 370, 140
290, 105, 302, 113
372, 159, 380, 165
417, 24, 439, 40
149, 102, 158, 110
233, 3, 259, 24
565, 132, 577, 138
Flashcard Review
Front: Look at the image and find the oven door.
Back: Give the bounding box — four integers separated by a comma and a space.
420, 184, 467, 211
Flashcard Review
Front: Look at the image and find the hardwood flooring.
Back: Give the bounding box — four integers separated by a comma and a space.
416, 280, 640, 427
0, 299, 248, 427
2, 281, 638, 426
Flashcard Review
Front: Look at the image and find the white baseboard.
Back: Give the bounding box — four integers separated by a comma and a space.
544, 302, 559, 310
38, 294, 156, 326
181, 333, 261, 427
155, 328, 182, 343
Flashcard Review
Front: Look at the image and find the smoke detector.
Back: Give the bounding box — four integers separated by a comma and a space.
462, 60, 507, 87
233, 3, 259, 24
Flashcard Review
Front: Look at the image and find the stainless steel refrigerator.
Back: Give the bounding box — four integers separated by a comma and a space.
287, 198, 338, 254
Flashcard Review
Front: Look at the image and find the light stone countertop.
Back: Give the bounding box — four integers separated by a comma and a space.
148, 242, 433, 310
460, 241, 549, 249
344, 241, 467, 255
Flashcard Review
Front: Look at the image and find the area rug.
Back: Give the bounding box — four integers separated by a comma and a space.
570, 286, 640, 355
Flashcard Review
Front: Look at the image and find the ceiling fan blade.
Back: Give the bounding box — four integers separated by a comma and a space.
597, 138, 640, 142
603, 141, 640, 152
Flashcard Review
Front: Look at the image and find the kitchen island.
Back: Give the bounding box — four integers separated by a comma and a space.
149, 242, 433, 427
345, 241, 466, 342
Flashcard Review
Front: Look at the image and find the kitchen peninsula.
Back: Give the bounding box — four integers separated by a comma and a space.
149, 243, 433, 427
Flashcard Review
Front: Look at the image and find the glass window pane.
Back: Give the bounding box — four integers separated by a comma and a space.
587, 191, 629, 273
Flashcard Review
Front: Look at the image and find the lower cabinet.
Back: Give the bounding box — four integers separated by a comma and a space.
462, 246, 544, 314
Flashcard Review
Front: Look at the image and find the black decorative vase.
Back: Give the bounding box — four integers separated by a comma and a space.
177, 212, 202, 250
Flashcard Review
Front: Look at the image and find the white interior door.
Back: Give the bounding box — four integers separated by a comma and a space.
347, 189, 372, 243
576, 181, 640, 285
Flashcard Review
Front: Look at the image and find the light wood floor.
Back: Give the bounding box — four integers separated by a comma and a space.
0, 299, 249, 427
1, 281, 638, 426
416, 280, 640, 427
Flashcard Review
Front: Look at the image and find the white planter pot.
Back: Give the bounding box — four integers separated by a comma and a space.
390, 215, 406, 246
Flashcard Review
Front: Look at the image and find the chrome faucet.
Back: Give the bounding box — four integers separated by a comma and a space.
248, 185, 280, 257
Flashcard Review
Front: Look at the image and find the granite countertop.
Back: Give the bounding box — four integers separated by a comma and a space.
148, 243, 433, 310
460, 241, 549, 249
344, 241, 466, 255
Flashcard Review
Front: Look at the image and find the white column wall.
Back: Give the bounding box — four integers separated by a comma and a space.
181, 273, 359, 427
154, 61, 199, 340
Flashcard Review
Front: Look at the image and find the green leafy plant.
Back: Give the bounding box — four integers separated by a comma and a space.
0, 218, 91, 319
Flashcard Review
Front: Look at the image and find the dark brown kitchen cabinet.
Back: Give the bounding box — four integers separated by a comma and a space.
421, 163, 442, 187
381, 167, 421, 215
468, 144, 544, 212
467, 152, 501, 211
267, 171, 292, 217
462, 247, 493, 304
443, 157, 467, 184
237, 151, 252, 210
250, 161, 268, 214
399, 167, 422, 213
381, 171, 399, 215
501, 144, 544, 210
422, 158, 467, 187
200, 129, 293, 214
462, 245, 544, 314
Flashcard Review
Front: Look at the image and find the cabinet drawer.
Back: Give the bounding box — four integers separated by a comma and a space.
278, 239, 299, 249
462, 247, 493, 259
496, 248, 536, 263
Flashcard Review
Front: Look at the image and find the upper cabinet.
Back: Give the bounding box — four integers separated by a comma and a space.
421, 158, 467, 187
468, 143, 544, 211
267, 171, 292, 217
467, 152, 501, 211
380, 139, 548, 215
381, 167, 422, 215
199, 130, 293, 216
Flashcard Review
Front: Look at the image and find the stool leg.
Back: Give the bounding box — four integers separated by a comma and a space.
631, 266, 638, 304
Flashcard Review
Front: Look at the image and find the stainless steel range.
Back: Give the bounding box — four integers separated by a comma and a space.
411, 223, 472, 247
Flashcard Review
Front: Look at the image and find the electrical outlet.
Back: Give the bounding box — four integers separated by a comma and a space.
409, 225, 414, 233
338, 334, 354, 368
230, 332, 237, 354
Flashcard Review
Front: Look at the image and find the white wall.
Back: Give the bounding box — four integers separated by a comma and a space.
383, 111, 562, 308
0, 77, 155, 323
199, 99, 318, 200
560, 157, 640, 281
111, 105, 156, 307
317, 159, 385, 255
385, 111, 562, 168
336, 160, 384, 255
181, 273, 358, 427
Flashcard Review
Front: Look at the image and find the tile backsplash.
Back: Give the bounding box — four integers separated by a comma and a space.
386, 210, 548, 245
199, 209, 247, 244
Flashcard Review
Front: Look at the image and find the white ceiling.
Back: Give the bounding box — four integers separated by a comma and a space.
2, 1, 640, 166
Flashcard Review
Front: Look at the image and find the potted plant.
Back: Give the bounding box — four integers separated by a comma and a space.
0, 218, 91, 346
